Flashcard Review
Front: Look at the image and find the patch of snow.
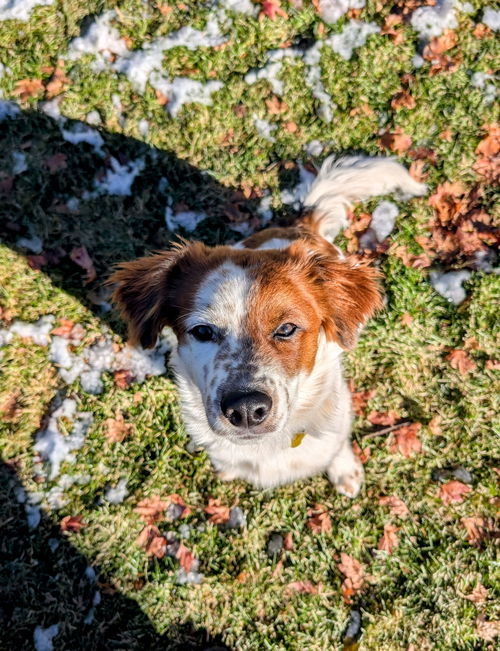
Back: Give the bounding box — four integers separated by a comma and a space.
12, 151, 27, 174
304, 140, 324, 157
66, 197, 80, 212
281, 163, 316, 209
104, 477, 128, 504
138, 118, 149, 137
245, 60, 287, 95
165, 206, 207, 232
471, 71, 497, 104
222, 506, 247, 529
257, 194, 274, 225
178, 523, 191, 538
39, 97, 63, 121
412, 54, 425, 68
176, 558, 203, 585
303, 42, 336, 122
33, 624, 59, 651
86, 110, 101, 126
0, 328, 13, 346
17, 234, 43, 253
61, 123, 105, 156
34, 399, 93, 480
370, 200, 399, 242
326, 19, 380, 60
0, 0, 53, 22
26, 503, 41, 529
411, 0, 457, 40
253, 115, 277, 143
10, 315, 54, 346
94, 156, 145, 196
457, 1, 473, 14
48, 538, 60, 552
14, 485, 27, 503
113, 11, 229, 93
85, 566, 97, 582
68, 10, 129, 66
318, 0, 365, 24
219, 0, 257, 15
483, 8, 500, 31
0, 99, 20, 121
430, 270, 471, 304
150, 75, 223, 117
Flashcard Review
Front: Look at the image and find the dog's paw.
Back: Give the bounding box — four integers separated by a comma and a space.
217, 469, 238, 482
328, 455, 364, 498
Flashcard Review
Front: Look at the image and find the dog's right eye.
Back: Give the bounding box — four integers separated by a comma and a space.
189, 325, 215, 342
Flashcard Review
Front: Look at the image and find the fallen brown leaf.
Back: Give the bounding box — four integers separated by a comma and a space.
378, 495, 409, 517
205, 497, 231, 524
447, 349, 477, 375
136, 524, 166, 558
379, 127, 412, 154
351, 388, 376, 415
105, 412, 133, 442
60, 515, 85, 533
461, 516, 499, 546
0, 390, 21, 421
337, 553, 365, 604
390, 422, 422, 457
307, 503, 332, 534
259, 0, 288, 21
439, 480, 471, 505
265, 96, 288, 115
391, 90, 416, 111
13, 78, 44, 102
352, 440, 371, 465
70, 246, 96, 283
113, 369, 135, 389
378, 523, 399, 554
135, 496, 168, 524
286, 581, 321, 594
368, 410, 399, 427
45, 153, 67, 174
476, 616, 500, 642
464, 583, 488, 604
176, 542, 195, 572
45, 67, 71, 98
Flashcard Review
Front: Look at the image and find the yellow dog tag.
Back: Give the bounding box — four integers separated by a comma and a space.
291, 432, 306, 448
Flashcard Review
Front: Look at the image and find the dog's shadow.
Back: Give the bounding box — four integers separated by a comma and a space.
1, 108, 267, 650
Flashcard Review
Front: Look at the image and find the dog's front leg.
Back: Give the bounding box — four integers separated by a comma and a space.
327, 438, 364, 498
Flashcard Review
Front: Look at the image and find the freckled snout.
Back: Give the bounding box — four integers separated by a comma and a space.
220, 390, 272, 429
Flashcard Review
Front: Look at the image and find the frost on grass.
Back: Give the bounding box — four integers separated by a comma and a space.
150, 75, 223, 117
327, 20, 380, 61
61, 123, 105, 156
0, 0, 53, 22
219, 0, 257, 16
34, 398, 93, 480
33, 624, 59, 651
430, 270, 471, 305
165, 205, 207, 232
410, 0, 457, 40
482, 8, 500, 31
281, 163, 316, 210
253, 115, 277, 143
10, 315, 54, 346
104, 478, 128, 504
318, 0, 365, 24
370, 200, 399, 242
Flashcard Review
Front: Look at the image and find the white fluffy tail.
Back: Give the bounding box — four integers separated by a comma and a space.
302, 155, 427, 240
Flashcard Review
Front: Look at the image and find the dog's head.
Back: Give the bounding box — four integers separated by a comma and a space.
110, 237, 382, 444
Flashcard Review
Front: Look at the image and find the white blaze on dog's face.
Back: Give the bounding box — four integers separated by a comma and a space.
110, 236, 382, 444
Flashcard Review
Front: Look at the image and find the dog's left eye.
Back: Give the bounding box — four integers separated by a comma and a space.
273, 323, 298, 339
189, 325, 215, 342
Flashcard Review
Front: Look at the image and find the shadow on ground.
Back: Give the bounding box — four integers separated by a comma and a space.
0, 463, 229, 650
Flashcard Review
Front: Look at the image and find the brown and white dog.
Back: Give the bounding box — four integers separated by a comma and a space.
110, 156, 425, 496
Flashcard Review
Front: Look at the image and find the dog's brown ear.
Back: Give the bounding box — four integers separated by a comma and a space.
319, 258, 383, 349
289, 241, 382, 349
108, 248, 185, 348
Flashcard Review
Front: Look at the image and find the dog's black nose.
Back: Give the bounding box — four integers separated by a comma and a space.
220, 391, 272, 428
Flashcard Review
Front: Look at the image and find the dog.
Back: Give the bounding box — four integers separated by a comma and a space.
110, 156, 425, 496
